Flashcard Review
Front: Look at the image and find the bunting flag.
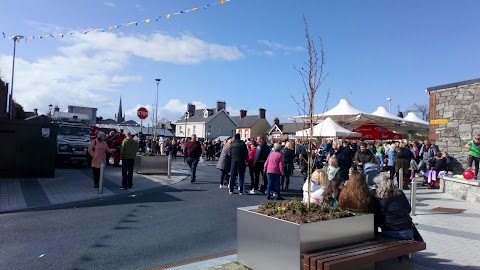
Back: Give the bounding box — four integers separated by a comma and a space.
2, 0, 230, 43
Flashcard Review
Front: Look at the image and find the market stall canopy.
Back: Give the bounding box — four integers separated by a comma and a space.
351, 124, 403, 140
295, 117, 362, 138
404, 112, 429, 125
371, 106, 405, 122
290, 99, 403, 126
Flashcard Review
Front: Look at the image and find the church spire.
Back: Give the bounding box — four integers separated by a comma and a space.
116, 97, 124, 123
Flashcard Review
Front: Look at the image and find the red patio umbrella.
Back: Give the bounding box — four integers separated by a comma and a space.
351, 124, 403, 140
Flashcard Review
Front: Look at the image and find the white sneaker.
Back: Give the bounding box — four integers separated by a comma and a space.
219, 185, 223, 188
419, 171, 424, 176
229, 191, 233, 194
239, 192, 244, 195
249, 189, 256, 194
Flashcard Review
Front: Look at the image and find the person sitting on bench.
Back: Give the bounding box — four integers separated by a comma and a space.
370, 174, 419, 263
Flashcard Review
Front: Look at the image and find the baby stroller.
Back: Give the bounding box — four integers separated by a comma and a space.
364, 162, 380, 186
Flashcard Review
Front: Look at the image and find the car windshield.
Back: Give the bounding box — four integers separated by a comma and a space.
59, 125, 89, 136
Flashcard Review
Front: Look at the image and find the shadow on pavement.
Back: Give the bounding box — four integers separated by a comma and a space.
10, 185, 206, 213
376, 251, 480, 270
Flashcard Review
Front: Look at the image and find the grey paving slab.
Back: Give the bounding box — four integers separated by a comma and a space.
0, 162, 188, 213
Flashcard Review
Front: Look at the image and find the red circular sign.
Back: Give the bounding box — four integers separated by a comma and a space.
137, 107, 148, 120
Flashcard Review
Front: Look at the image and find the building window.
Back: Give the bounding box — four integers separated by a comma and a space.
208, 126, 212, 134
204, 111, 208, 118
187, 128, 190, 136
245, 130, 249, 140
288, 134, 295, 139
179, 126, 183, 133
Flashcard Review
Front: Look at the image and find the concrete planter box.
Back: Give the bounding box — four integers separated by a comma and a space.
237, 206, 374, 270
135, 155, 168, 174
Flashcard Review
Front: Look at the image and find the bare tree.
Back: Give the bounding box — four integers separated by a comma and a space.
411, 103, 430, 121
291, 16, 327, 207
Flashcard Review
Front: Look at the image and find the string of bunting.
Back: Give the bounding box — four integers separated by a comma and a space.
1, 0, 230, 43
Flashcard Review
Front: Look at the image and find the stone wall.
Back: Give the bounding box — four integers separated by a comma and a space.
440, 177, 480, 203
429, 82, 480, 174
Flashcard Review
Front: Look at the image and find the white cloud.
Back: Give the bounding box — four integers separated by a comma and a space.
124, 99, 209, 124
104, 1, 115, 7
258, 40, 305, 54
0, 31, 244, 114
263, 50, 274, 57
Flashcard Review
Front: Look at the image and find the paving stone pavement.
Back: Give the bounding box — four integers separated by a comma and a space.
0, 161, 189, 213
2, 163, 479, 269
169, 177, 480, 270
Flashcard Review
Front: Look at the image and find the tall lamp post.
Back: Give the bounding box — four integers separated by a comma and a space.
9, 35, 24, 119
386, 97, 392, 112
154, 78, 161, 141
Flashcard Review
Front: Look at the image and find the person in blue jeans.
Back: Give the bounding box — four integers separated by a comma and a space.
184, 134, 202, 183
228, 134, 248, 194
264, 143, 285, 200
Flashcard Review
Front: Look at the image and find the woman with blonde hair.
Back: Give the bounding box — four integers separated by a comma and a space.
370, 174, 417, 262
338, 171, 371, 212
303, 169, 329, 204
387, 143, 397, 180
216, 138, 233, 188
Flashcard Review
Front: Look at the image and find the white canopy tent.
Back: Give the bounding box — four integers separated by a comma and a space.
404, 112, 429, 125
295, 117, 362, 138
371, 106, 405, 122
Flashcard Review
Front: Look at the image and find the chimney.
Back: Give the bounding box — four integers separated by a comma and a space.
34, 108, 38, 115
259, 108, 266, 119
240, 110, 247, 119
216, 101, 226, 112
54, 105, 60, 112
274, 117, 279, 125
187, 103, 196, 117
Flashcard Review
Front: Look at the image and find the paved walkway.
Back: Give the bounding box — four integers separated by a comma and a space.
0, 161, 189, 213
164, 177, 480, 270
2, 164, 479, 269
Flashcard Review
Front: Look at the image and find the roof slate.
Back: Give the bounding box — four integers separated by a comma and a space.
231, 115, 260, 128
427, 78, 480, 92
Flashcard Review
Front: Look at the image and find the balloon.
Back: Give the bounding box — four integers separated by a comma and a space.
463, 169, 474, 180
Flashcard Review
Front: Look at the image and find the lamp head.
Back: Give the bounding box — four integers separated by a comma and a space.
155, 78, 161, 84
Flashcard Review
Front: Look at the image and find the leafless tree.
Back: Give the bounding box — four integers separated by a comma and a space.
410, 103, 430, 121
291, 16, 328, 207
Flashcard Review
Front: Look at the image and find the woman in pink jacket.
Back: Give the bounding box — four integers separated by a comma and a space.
88, 131, 116, 188
264, 143, 285, 200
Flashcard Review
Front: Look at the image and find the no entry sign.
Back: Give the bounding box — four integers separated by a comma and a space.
137, 107, 148, 120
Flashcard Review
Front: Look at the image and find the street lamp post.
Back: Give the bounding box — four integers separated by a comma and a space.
9, 35, 24, 120
154, 78, 161, 142
386, 97, 392, 112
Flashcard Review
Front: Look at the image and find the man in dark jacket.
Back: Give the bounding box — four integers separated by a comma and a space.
354, 143, 377, 171
228, 133, 248, 194
184, 134, 202, 183
254, 135, 271, 193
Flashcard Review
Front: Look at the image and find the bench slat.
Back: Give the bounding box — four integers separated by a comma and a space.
324, 241, 426, 270
317, 240, 413, 270
304, 240, 383, 270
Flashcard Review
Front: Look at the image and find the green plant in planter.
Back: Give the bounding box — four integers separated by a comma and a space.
253, 198, 354, 224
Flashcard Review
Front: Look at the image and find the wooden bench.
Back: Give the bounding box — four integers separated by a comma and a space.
303, 236, 426, 270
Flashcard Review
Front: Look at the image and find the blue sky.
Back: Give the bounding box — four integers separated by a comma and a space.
1, 0, 479, 125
